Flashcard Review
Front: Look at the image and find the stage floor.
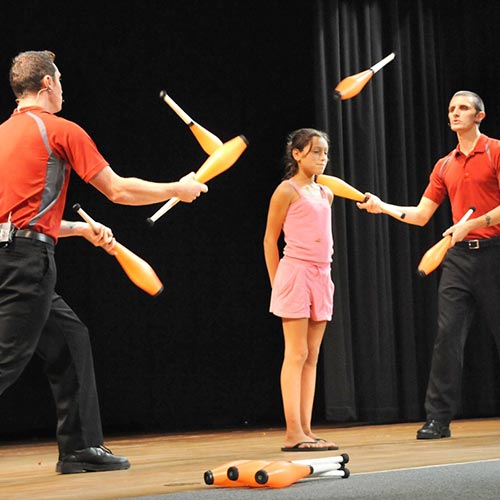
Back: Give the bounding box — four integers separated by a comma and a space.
1, 418, 499, 499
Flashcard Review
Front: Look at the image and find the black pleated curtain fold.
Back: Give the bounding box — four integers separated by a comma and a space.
313, 0, 500, 424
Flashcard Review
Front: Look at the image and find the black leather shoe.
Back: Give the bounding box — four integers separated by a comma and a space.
416, 419, 451, 439
56, 445, 130, 474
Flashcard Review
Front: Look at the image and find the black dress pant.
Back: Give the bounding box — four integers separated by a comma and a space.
0, 237, 103, 455
425, 242, 500, 422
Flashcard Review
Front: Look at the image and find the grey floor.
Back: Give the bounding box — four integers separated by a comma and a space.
122, 459, 500, 500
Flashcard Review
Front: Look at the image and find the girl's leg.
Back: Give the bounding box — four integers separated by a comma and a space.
281, 317, 322, 449
299, 320, 336, 447
300, 319, 326, 434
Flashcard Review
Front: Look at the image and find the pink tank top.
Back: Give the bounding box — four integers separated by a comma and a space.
282, 180, 334, 263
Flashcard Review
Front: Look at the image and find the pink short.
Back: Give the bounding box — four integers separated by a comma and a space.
270, 256, 334, 321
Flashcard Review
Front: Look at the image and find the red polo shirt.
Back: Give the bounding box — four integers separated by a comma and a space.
423, 134, 500, 240
0, 106, 108, 242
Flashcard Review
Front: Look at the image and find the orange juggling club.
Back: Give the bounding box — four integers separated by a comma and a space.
226, 459, 272, 487
417, 206, 476, 277
160, 90, 223, 155
73, 204, 164, 296
316, 174, 406, 220
315, 468, 350, 478
147, 134, 249, 225
204, 453, 350, 489
293, 453, 349, 467
255, 461, 312, 488
255, 460, 348, 488
203, 460, 252, 487
333, 52, 395, 100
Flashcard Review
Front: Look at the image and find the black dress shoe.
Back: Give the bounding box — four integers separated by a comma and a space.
56, 445, 130, 474
416, 419, 451, 439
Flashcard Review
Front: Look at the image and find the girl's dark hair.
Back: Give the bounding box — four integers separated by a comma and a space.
283, 128, 329, 179
9, 50, 56, 99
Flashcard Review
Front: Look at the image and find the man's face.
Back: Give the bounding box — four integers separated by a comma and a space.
448, 95, 484, 133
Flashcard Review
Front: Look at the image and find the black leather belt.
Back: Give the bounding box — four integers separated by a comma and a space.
454, 236, 500, 250
15, 229, 54, 246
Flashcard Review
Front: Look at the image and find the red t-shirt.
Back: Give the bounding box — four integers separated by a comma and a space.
423, 134, 500, 240
0, 106, 108, 242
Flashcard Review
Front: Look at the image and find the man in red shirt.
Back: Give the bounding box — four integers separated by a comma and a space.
0, 50, 207, 473
357, 90, 500, 440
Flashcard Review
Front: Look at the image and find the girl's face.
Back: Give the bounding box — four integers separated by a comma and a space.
293, 136, 329, 176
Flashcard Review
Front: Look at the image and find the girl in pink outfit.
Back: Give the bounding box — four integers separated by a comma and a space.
264, 128, 337, 452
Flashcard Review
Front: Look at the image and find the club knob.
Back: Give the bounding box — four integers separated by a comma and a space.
203, 471, 214, 485
226, 466, 239, 481
254, 469, 268, 485
332, 89, 342, 100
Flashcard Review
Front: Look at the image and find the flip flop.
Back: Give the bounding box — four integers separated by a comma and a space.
281, 441, 330, 452
315, 438, 339, 450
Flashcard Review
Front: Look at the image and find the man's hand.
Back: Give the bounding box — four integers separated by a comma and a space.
443, 220, 471, 247
176, 172, 208, 202
357, 192, 383, 213
81, 222, 117, 255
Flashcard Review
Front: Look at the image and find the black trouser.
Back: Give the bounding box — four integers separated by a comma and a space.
425, 241, 500, 422
0, 237, 103, 456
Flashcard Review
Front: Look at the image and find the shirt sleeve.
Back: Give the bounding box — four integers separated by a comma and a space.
422, 157, 449, 205
487, 139, 500, 189
51, 118, 109, 182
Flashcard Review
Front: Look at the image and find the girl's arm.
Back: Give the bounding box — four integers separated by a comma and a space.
263, 183, 294, 286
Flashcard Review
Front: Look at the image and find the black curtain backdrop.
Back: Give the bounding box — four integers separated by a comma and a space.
0, 0, 499, 440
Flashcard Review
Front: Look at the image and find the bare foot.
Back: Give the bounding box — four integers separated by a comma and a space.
283, 432, 323, 449
307, 434, 339, 449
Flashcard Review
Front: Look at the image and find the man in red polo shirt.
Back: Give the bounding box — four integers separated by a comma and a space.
357, 90, 500, 440
0, 50, 207, 473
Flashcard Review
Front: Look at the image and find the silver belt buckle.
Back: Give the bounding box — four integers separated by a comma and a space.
468, 240, 480, 250
0, 221, 15, 246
